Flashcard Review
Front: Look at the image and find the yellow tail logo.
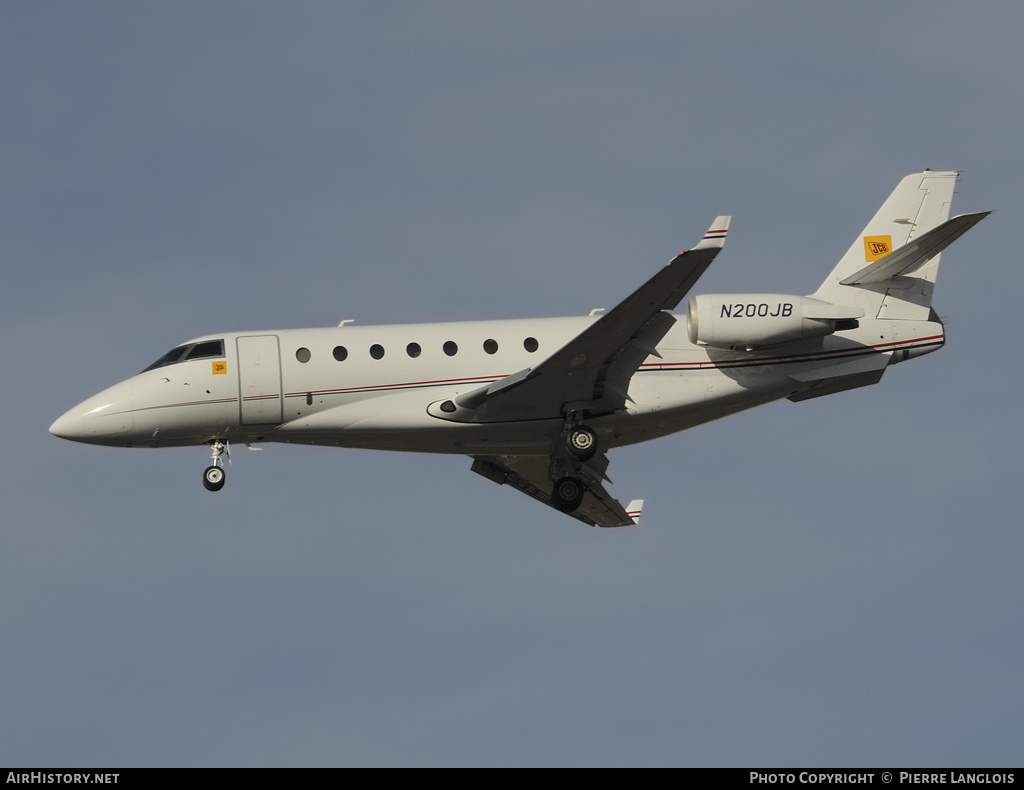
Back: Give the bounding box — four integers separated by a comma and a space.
863, 235, 892, 262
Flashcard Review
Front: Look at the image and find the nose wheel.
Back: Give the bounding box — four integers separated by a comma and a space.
203, 440, 229, 492
203, 465, 226, 491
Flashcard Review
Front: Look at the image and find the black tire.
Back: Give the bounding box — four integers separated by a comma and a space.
551, 476, 585, 512
566, 425, 597, 461
203, 465, 226, 492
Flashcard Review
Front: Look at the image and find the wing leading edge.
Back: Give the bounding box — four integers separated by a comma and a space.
464, 217, 730, 526
452, 216, 731, 423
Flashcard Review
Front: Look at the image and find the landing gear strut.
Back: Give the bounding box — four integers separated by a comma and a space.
203, 440, 229, 492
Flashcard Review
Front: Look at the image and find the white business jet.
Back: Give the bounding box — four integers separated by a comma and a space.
50, 171, 987, 527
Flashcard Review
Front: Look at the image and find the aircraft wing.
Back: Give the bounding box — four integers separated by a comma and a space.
471, 454, 643, 528
455, 216, 731, 422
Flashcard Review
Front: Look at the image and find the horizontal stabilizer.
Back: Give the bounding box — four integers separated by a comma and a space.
841, 211, 990, 285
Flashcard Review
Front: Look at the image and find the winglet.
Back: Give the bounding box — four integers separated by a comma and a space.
693, 216, 731, 251
626, 499, 644, 525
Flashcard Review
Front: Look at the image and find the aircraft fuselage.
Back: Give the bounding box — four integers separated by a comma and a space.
50, 314, 943, 455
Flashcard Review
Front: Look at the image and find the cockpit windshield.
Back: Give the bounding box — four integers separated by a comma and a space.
143, 340, 224, 372
184, 340, 225, 361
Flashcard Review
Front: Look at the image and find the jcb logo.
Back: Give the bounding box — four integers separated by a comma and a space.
212, 361, 227, 375
863, 235, 892, 262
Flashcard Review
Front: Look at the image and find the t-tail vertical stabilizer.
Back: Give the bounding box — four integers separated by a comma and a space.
812, 171, 969, 320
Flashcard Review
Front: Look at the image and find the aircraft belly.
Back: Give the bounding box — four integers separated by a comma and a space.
612, 366, 794, 446
274, 362, 799, 453
273, 387, 559, 454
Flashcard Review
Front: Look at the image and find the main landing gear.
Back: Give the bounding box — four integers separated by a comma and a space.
565, 425, 597, 461
203, 440, 229, 492
551, 476, 585, 512
549, 419, 598, 513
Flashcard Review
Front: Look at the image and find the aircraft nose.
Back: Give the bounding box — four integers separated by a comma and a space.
49, 409, 87, 441
49, 379, 136, 445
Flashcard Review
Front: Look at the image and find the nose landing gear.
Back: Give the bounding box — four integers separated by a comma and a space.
203, 440, 229, 491
203, 465, 225, 491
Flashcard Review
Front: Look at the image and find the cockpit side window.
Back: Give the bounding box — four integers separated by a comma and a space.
143, 345, 189, 372
142, 339, 225, 372
184, 340, 225, 361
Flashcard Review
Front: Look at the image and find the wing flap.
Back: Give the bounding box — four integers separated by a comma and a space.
471, 455, 641, 528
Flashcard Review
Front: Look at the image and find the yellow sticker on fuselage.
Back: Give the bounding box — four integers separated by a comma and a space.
863, 235, 892, 262
212, 361, 227, 375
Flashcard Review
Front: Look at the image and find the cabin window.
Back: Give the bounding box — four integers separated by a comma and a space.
483, 339, 498, 354
407, 342, 421, 358
443, 341, 458, 357
524, 337, 539, 352
296, 347, 311, 363
333, 346, 348, 362
370, 344, 385, 360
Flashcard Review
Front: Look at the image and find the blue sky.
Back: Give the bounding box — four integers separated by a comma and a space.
2, 1, 1022, 766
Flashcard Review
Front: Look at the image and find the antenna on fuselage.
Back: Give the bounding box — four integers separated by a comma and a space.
338, 319, 355, 327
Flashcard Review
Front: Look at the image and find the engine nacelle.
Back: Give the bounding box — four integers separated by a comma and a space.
686, 294, 864, 350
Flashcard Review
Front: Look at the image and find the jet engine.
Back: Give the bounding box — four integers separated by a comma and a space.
686, 294, 864, 350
